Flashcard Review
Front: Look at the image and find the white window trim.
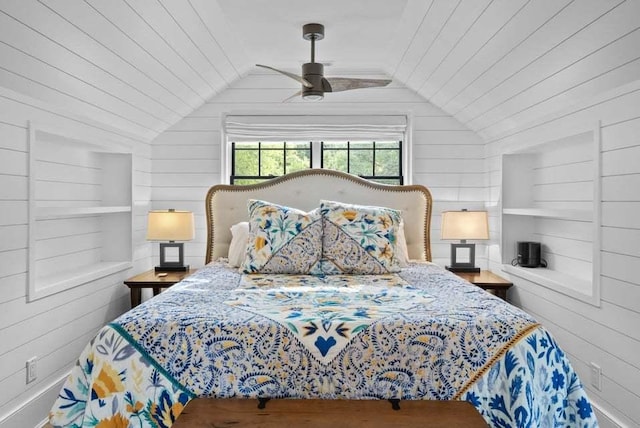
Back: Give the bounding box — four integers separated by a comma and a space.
220, 113, 413, 184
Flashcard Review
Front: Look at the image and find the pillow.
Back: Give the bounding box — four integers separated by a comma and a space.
397, 219, 409, 267
241, 200, 323, 274
228, 221, 249, 267
320, 200, 402, 274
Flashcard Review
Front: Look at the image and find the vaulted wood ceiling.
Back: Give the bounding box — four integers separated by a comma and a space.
1, 0, 637, 141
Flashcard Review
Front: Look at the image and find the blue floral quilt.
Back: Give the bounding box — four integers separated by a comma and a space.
49, 262, 598, 427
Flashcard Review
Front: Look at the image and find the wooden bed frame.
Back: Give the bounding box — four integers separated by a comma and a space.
193, 170, 488, 426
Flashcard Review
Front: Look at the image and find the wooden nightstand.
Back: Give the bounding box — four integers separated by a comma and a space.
124, 269, 197, 308
453, 270, 513, 301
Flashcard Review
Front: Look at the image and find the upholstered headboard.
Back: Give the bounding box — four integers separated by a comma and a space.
205, 169, 432, 264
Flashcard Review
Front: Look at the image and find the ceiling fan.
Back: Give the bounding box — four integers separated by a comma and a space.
257, 23, 391, 101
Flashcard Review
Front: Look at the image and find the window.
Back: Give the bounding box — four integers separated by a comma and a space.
321, 141, 402, 184
230, 140, 402, 185
224, 114, 409, 185
231, 142, 312, 184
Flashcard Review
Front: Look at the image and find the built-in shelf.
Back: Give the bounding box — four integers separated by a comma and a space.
502, 208, 592, 222
502, 264, 591, 301
35, 261, 132, 297
28, 122, 133, 301
501, 124, 601, 306
36, 205, 132, 220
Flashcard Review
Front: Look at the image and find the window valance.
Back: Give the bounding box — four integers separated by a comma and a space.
224, 115, 407, 141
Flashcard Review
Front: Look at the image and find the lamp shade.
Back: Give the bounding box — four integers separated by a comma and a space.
146, 210, 195, 241
441, 210, 489, 240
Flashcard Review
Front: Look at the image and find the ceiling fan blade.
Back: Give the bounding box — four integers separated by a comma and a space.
256, 64, 313, 88
282, 90, 302, 103
323, 77, 391, 93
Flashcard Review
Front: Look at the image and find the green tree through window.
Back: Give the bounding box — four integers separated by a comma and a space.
231, 142, 312, 185
230, 141, 402, 185
321, 141, 402, 184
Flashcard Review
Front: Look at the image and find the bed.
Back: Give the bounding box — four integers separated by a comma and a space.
49, 169, 598, 427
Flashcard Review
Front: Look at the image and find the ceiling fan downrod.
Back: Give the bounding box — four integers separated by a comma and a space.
303, 23, 324, 64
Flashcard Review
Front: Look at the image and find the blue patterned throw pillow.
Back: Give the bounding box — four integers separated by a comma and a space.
320, 200, 402, 274
241, 200, 323, 274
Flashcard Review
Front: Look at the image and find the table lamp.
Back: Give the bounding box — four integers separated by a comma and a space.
147, 209, 195, 272
441, 209, 489, 273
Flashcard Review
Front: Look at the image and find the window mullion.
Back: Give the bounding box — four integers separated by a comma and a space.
258, 142, 262, 177
311, 141, 321, 168
283, 142, 287, 175
372, 141, 376, 177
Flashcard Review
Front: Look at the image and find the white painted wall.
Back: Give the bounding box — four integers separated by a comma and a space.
150, 70, 486, 270
0, 88, 151, 427
486, 80, 640, 428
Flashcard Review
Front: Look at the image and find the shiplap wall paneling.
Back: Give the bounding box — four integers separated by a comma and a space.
389, 0, 640, 150
82, 0, 236, 107
0, 87, 150, 428
463, 0, 638, 140
0, 2, 157, 139
151, 70, 485, 269
0, 0, 247, 141
402, 0, 495, 90
422, 0, 575, 112
487, 81, 640, 428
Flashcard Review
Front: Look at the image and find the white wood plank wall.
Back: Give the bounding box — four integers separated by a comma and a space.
0, 88, 150, 428
0, 0, 243, 141
0, 1, 236, 422
532, 139, 595, 281
150, 71, 485, 270
486, 80, 640, 428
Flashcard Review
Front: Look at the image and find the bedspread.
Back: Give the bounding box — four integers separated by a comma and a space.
49, 262, 598, 427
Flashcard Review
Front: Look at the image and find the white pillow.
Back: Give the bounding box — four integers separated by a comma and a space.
397, 219, 409, 267
228, 221, 249, 267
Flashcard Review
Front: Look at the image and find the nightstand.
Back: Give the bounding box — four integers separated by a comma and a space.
452, 270, 513, 301
124, 269, 197, 308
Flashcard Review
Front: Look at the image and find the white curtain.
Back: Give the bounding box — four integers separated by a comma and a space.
224, 115, 407, 141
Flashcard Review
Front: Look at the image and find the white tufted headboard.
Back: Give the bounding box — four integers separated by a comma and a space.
205, 169, 432, 264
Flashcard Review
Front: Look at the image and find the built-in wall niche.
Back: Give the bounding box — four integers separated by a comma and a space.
501, 122, 601, 306
27, 122, 133, 301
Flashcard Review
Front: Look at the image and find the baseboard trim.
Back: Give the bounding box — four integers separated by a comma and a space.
591, 396, 629, 428
0, 371, 69, 428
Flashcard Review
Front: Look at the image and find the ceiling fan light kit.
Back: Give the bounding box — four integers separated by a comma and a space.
302, 62, 324, 100
257, 23, 390, 101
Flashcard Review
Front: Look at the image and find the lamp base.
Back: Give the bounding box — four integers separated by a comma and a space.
446, 266, 480, 273
155, 265, 190, 272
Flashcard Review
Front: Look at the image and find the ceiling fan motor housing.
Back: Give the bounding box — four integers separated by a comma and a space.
302, 23, 324, 41
302, 62, 325, 99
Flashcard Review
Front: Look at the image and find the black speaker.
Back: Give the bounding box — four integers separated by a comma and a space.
517, 241, 541, 268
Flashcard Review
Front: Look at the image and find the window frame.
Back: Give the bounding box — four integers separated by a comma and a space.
221, 114, 413, 185
320, 140, 403, 185
230, 141, 313, 184
229, 140, 404, 185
